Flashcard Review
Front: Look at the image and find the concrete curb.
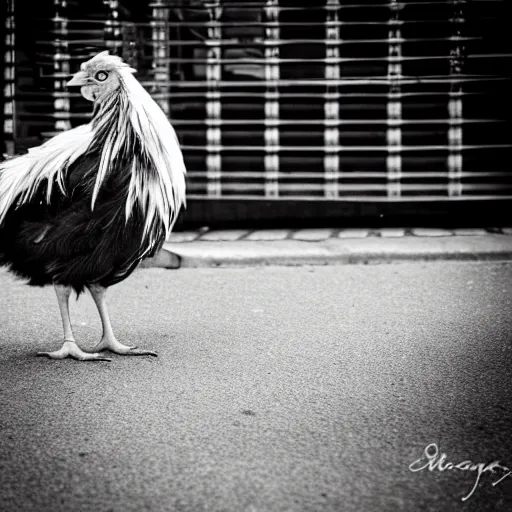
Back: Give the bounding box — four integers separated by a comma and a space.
143, 234, 512, 269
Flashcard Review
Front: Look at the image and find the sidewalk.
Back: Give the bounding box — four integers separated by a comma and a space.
141, 227, 512, 269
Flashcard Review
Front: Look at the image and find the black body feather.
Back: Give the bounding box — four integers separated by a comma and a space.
0, 98, 166, 295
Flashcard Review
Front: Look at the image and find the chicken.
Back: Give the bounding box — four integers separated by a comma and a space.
0, 51, 186, 361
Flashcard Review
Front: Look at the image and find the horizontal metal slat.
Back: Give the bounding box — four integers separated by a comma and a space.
186, 170, 512, 180
182, 144, 512, 152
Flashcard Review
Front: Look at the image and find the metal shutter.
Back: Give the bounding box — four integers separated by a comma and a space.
3, 0, 512, 205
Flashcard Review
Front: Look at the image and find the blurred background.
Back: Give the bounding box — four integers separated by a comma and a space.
1, 0, 512, 229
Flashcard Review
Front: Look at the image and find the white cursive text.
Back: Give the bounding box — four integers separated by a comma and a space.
409, 443, 512, 501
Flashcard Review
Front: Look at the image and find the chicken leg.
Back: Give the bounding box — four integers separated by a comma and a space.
88, 285, 157, 356
37, 284, 111, 361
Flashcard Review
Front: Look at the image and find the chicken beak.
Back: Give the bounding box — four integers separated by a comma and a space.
67, 71, 89, 87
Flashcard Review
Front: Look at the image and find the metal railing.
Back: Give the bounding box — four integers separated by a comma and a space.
4, 0, 512, 201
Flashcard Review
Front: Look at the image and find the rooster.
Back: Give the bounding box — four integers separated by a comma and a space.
0, 51, 186, 361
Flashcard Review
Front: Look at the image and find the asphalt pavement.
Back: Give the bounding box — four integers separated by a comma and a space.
1, 261, 512, 512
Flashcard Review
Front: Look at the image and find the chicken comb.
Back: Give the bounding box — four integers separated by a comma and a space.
81, 51, 136, 74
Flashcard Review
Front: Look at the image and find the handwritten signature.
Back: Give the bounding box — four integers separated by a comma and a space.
409, 443, 512, 501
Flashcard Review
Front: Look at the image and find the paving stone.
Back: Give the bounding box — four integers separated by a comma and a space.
379, 228, 406, 238
168, 232, 200, 243
245, 230, 290, 241
140, 249, 181, 269
199, 230, 248, 241
292, 229, 334, 241
452, 228, 488, 236
412, 228, 453, 237
337, 229, 370, 239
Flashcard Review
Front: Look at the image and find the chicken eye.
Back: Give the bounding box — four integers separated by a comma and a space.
94, 71, 109, 82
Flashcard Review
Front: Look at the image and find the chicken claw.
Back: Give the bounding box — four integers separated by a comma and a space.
92, 337, 158, 357
37, 340, 112, 362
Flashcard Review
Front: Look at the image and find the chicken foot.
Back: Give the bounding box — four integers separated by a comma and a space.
37, 284, 111, 361
88, 285, 158, 356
